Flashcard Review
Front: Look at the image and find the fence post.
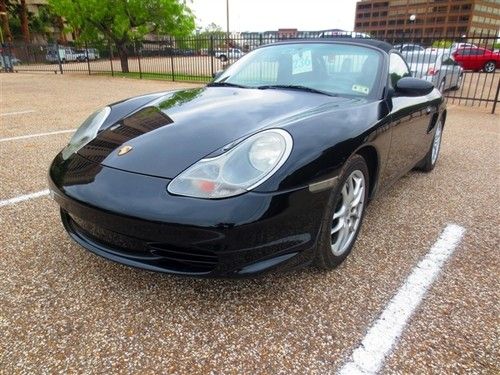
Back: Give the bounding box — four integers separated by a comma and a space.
108, 39, 114, 77
259, 34, 263, 46
170, 36, 175, 81
0, 47, 4, 73
85, 41, 91, 75
56, 41, 63, 74
210, 35, 214, 76
492, 80, 499, 115
136, 41, 142, 79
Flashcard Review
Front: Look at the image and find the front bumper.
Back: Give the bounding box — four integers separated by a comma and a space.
49, 153, 331, 277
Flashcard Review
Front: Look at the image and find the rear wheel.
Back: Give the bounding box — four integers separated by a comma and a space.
418, 119, 443, 172
219, 55, 228, 62
451, 73, 463, 90
438, 79, 446, 93
483, 61, 496, 73
315, 155, 369, 269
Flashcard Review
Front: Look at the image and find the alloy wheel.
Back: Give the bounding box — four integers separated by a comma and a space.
331, 170, 366, 256
484, 61, 496, 73
438, 79, 446, 93
431, 121, 443, 165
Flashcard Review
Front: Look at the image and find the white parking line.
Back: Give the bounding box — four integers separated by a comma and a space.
338, 224, 466, 375
0, 110, 36, 116
0, 129, 74, 143
0, 189, 50, 208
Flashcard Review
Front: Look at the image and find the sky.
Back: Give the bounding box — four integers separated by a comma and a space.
189, 0, 358, 32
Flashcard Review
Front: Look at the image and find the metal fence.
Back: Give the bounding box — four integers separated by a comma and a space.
1, 30, 499, 113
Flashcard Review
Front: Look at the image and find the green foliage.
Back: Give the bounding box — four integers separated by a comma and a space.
30, 6, 59, 42
48, 0, 195, 45
5, 1, 58, 41
176, 23, 227, 51
432, 40, 453, 48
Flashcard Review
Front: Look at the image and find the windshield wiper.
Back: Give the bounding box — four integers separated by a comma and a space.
257, 84, 337, 97
207, 81, 250, 89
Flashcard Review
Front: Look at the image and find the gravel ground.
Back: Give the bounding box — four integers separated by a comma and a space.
0, 74, 498, 374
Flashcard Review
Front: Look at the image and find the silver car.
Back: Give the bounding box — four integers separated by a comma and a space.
406, 51, 463, 92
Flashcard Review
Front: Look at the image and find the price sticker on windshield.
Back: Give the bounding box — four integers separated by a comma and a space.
292, 50, 313, 75
352, 84, 370, 95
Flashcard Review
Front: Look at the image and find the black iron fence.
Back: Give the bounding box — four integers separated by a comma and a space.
1, 30, 499, 113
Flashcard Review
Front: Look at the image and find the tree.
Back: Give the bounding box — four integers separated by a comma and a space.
19, 0, 29, 42
48, 0, 195, 72
432, 40, 453, 48
30, 5, 61, 42
0, 0, 13, 42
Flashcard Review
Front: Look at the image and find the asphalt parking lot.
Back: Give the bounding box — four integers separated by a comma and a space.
1, 74, 498, 374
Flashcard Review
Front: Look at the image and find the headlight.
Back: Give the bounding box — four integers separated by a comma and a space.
167, 129, 293, 199
61, 106, 111, 160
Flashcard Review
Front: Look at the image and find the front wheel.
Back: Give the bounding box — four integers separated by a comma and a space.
483, 61, 496, 73
315, 155, 369, 269
219, 55, 228, 62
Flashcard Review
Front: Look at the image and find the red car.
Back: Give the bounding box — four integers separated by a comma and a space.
452, 47, 499, 73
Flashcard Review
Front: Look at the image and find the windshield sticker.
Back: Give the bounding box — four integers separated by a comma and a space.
352, 84, 370, 95
292, 50, 313, 75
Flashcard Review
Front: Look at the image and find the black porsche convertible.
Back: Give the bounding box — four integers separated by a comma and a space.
49, 39, 446, 277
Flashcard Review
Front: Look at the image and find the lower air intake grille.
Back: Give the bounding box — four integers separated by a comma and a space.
148, 244, 218, 273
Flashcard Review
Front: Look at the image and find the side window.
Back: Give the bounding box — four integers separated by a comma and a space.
389, 53, 410, 88
442, 55, 457, 66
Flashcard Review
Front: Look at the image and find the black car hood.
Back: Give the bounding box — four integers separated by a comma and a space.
77, 87, 362, 178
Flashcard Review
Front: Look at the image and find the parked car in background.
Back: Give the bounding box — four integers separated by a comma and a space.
450, 42, 477, 52
394, 43, 425, 54
319, 30, 371, 39
0, 55, 20, 69
75, 48, 101, 61
452, 47, 499, 73
406, 51, 463, 92
45, 47, 81, 63
215, 48, 244, 62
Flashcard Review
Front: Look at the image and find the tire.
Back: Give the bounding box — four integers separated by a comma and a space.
219, 55, 228, 62
483, 60, 496, 73
451, 73, 463, 90
438, 78, 446, 93
418, 119, 443, 172
315, 155, 369, 269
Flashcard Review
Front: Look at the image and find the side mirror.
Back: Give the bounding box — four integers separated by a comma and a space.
212, 70, 223, 79
395, 77, 434, 96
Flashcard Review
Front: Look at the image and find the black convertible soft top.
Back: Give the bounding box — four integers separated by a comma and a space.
274, 38, 394, 53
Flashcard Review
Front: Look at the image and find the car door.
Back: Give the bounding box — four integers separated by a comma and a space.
470, 48, 487, 70
383, 53, 437, 182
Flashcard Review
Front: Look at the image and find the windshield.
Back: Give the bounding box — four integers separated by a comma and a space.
213, 43, 382, 97
406, 52, 438, 64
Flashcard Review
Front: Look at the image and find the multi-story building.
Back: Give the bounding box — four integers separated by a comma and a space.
354, 0, 500, 38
